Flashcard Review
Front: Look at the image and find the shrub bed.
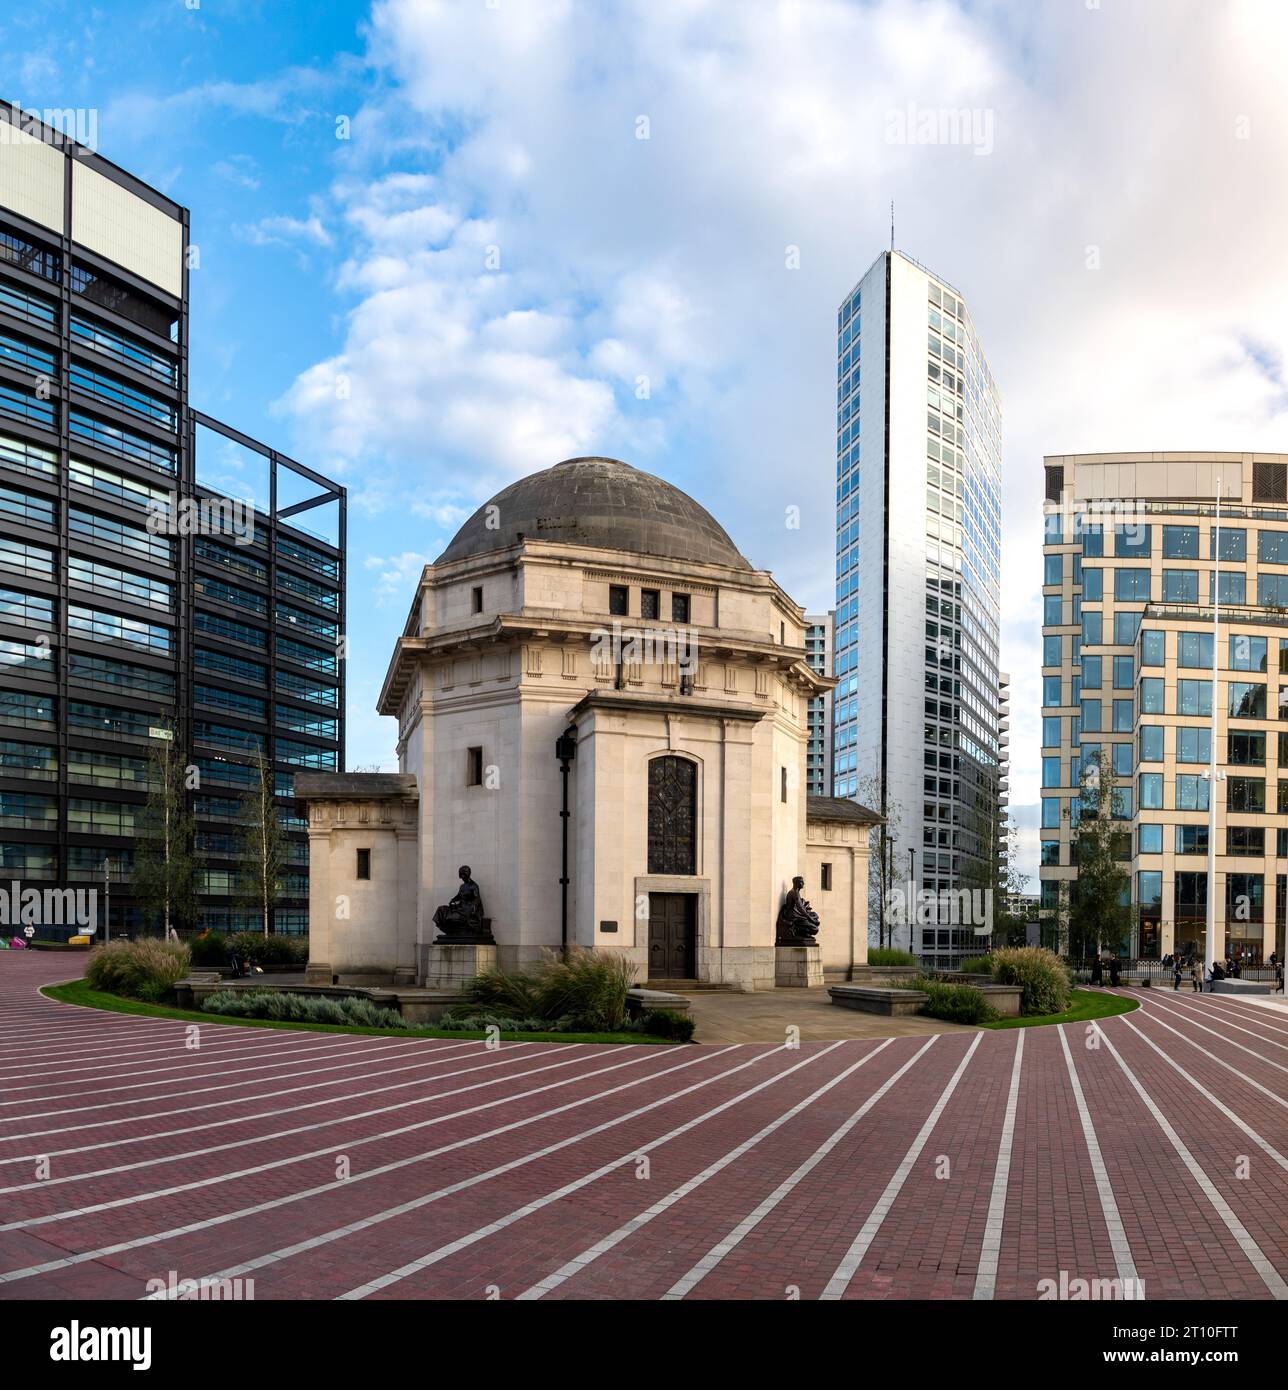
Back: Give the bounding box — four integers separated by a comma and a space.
868, 947, 917, 967
990, 946, 1071, 1016
959, 954, 994, 975
189, 932, 309, 969
464, 948, 636, 1033
640, 1008, 695, 1042
85, 938, 190, 1002
918, 980, 996, 1025
200, 989, 406, 1029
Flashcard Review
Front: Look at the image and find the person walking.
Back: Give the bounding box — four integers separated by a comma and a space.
1090, 954, 1103, 986
1191, 960, 1203, 993
1173, 957, 1183, 990
1108, 955, 1121, 988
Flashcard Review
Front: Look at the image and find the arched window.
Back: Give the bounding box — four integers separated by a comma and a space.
647, 756, 697, 875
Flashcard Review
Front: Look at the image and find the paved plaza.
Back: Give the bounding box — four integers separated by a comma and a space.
0, 953, 1285, 1301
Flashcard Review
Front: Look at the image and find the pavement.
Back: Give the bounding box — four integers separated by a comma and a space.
681, 985, 974, 1042
1, 954, 1285, 1301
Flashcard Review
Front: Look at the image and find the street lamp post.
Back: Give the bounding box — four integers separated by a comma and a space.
1205, 478, 1222, 981
102, 856, 112, 946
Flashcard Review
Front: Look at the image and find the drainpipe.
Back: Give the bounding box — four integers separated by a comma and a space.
556, 726, 578, 954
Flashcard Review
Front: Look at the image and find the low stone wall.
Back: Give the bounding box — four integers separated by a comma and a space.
1212, 979, 1272, 996
828, 985, 927, 1016
626, 987, 692, 1018
974, 984, 1022, 1017
173, 976, 467, 1026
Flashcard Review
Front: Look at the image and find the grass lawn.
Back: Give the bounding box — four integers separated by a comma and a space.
41, 979, 677, 1045
981, 987, 1139, 1030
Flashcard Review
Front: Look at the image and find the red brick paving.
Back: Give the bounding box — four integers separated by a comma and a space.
1, 954, 1284, 1301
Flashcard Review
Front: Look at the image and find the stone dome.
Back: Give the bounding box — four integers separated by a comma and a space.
436, 456, 752, 570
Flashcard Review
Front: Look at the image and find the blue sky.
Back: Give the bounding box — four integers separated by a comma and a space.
10, 0, 1288, 888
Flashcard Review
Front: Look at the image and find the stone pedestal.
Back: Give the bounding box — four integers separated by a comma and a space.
775, 945, 824, 988
418, 941, 497, 990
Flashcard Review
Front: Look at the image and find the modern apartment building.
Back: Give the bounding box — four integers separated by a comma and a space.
1040, 452, 1288, 965
0, 107, 345, 937
804, 611, 834, 797
998, 670, 1011, 882
833, 250, 1003, 959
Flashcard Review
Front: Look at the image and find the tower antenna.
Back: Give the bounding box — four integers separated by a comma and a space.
890, 200, 894, 251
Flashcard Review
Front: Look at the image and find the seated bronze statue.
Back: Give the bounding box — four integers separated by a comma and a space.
775, 875, 821, 947
432, 865, 494, 944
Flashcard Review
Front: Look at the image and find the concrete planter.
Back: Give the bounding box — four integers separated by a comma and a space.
828, 985, 927, 1016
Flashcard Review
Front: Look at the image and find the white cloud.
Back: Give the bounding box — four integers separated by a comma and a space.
269, 0, 1288, 875
239, 214, 332, 249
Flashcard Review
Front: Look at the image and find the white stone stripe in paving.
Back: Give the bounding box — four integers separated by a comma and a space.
518, 1039, 896, 1300
1156, 997, 1288, 1053
660, 1036, 938, 1301
0, 1045, 580, 1159
1055, 1024, 1139, 1288
1113, 1015, 1288, 1171
0, 1039, 464, 1128
819, 1033, 983, 1300
0, 1045, 587, 1183
1106, 994, 1288, 1112
1131, 996, 1288, 1075
1089, 1022, 1288, 1300
333, 1044, 854, 1301
0, 1043, 679, 1232
3, 1044, 739, 1284
1200, 997, 1288, 1034
971, 1030, 1024, 1301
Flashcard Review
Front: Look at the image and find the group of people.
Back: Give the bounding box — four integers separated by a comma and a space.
1088, 954, 1121, 987
1088, 950, 1285, 993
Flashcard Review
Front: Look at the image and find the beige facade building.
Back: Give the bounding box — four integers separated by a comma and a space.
301, 457, 877, 991
1040, 452, 1288, 964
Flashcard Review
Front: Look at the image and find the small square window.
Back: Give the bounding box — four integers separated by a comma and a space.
609, 585, 628, 616
672, 592, 690, 624
356, 848, 371, 881
467, 747, 484, 786
471, 586, 483, 614
641, 589, 659, 621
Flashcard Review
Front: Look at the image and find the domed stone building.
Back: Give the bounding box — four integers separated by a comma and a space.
299, 457, 878, 993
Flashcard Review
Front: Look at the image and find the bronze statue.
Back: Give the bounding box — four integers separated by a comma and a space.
775, 875, 821, 947
432, 865, 494, 944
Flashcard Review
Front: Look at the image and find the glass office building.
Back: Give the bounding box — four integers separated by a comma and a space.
0, 107, 345, 937
833, 251, 1002, 960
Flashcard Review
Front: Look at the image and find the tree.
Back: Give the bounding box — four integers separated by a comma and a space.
237, 748, 285, 936
1069, 750, 1132, 961
854, 772, 903, 950
133, 719, 198, 936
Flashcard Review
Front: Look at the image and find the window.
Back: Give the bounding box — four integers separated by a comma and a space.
1226, 826, 1264, 857
1258, 573, 1288, 609
1227, 732, 1265, 766
1257, 529, 1288, 566
1112, 742, 1133, 778
1138, 823, 1162, 855
1042, 716, 1062, 747
1138, 773, 1163, 810
1042, 757, 1061, 788
1176, 727, 1210, 763
1210, 571, 1245, 604
1176, 775, 1209, 811
1044, 595, 1064, 625
821, 863, 832, 891
1114, 568, 1150, 602
641, 589, 660, 621
467, 747, 484, 786
1139, 725, 1163, 762
648, 756, 697, 875
1227, 776, 1265, 813
1043, 635, 1062, 666
1081, 655, 1102, 690
1044, 554, 1063, 585
1081, 568, 1102, 601
471, 586, 483, 614
1040, 839, 1060, 866
1081, 610, 1101, 644
1114, 524, 1151, 557
1176, 825, 1209, 856
1177, 680, 1212, 716
1162, 570, 1198, 603
1114, 611, 1141, 646
1178, 633, 1213, 668
1113, 698, 1135, 730
1139, 678, 1164, 714
1140, 630, 1164, 666
1113, 656, 1134, 689
1228, 682, 1266, 719
1041, 799, 1062, 829
1137, 871, 1163, 910
356, 849, 371, 880
1162, 525, 1199, 558
1211, 527, 1246, 562
1081, 525, 1104, 557
1229, 635, 1267, 672
781, 766, 788, 803
1079, 700, 1101, 733
1226, 873, 1264, 923
1043, 676, 1062, 706
609, 585, 628, 616
672, 593, 690, 624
